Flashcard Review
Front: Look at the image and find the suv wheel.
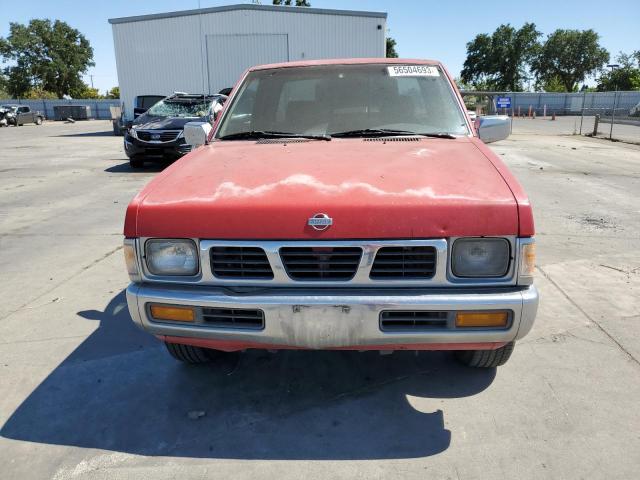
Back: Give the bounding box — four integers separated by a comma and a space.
35, 117, 43, 125
455, 342, 515, 368
165, 342, 220, 364
129, 158, 144, 168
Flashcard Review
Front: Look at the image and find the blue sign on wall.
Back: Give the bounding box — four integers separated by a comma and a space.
496, 96, 512, 108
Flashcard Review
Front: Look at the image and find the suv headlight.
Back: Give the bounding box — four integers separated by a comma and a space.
145, 239, 199, 276
452, 238, 510, 277
129, 128, 138, 139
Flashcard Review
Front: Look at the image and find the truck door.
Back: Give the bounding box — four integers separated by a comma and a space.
18, 106, 31, 125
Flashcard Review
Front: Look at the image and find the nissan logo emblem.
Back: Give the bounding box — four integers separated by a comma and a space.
308, 213, 333, 231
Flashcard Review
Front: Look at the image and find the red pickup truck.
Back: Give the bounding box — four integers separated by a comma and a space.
124, 58, 538, 368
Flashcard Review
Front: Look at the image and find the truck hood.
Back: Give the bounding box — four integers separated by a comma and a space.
128, 137, 523, 239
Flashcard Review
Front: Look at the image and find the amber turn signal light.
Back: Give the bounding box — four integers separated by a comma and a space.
455, 311, 509, 328
150, 304, 195, 322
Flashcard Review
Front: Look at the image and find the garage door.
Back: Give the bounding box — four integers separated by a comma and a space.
206, 34, 289, 94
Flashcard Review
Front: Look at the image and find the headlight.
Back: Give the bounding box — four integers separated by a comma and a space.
452, 238, 510, 277
129, 128, 138, 139
145, 239, 199, 276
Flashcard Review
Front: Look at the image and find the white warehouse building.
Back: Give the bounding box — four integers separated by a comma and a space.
109, 3, 387, 120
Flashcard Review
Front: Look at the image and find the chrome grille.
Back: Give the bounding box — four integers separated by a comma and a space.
202, 307, 264, 329
210, 247, 273, 279
380, 311, 449, 331
280, 247, 362, 281
370, 246, 437, 279
136, 130, 181, 142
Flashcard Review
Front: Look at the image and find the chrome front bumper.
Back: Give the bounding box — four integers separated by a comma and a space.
126, 284, 539, 350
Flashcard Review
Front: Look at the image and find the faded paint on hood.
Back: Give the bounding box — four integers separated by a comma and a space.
125, 137, 531, 239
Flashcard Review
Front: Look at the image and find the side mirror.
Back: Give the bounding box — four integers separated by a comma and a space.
184, 121, 212, 147
477, 115, 510, 143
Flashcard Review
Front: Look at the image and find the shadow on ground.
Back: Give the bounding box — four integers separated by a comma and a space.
53, 130, 116, 137
105, 161, 170, 173
1, 290, 495, 460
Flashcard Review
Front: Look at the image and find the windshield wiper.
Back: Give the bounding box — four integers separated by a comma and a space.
331, 128, 418, 138
416, 132, 457, 139
219, 130, 331, 141
331, 129, 457, 139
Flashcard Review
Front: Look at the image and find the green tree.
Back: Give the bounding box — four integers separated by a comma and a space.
532, 29, 609, 92
596, 51, 640, 91
386, 37, 398, 58
272, 0, 310, 5
70, 82, 102, 99
0, 19, 94, 98
105, 86, 120, 99
461, 23, 541, 91
0, 73, 9, 98
539, 76, 568, 92
24, 87, 58, 99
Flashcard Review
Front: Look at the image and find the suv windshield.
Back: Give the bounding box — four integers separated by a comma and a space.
147, 99, 210, 118
217, 64, 469, 138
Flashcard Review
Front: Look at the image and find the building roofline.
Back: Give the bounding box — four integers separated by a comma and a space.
108, 3, 387, 24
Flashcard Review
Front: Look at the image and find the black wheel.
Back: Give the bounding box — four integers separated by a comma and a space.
455, 342, 515, 368
35, 116, 43, 125
129, 158, 144, 168
165, 342, 219, 364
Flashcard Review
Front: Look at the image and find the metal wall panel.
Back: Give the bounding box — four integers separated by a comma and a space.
206, 34, 289, 94
111, 8, 385, 119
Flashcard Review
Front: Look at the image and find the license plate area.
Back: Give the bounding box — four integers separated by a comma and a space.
279, 304, 363, 349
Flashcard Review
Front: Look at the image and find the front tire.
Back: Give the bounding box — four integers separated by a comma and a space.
35, 117, 43, 125
455, 342, 515, 368
165, 342, 219, 364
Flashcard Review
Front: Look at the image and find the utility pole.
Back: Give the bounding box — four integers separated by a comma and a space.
607, 64, 619, 140
89, 74, 94, 89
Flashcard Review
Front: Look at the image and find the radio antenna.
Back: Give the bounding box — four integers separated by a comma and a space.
198, 0, 207, 94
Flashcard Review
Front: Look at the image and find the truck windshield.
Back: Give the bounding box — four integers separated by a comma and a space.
216, 64, 469, 138
147, 99, 209, 118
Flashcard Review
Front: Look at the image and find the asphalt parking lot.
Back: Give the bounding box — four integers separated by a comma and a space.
1, 120, 639, 479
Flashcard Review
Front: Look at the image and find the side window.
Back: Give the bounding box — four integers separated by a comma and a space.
218, 78, 259, 136
233, 79, 259, 116
19, 107, 29, 113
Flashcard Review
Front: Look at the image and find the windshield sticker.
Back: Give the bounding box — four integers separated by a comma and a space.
387, 65, 440, 77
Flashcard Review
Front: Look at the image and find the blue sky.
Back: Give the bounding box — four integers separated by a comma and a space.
1, 0, 638, 93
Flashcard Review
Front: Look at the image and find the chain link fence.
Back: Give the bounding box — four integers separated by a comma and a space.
464, 90, 640, 144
